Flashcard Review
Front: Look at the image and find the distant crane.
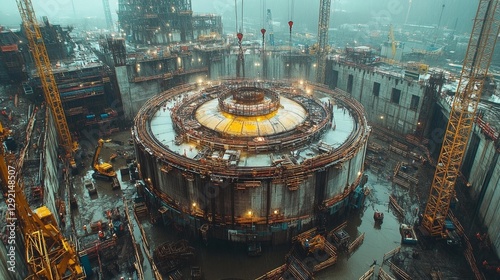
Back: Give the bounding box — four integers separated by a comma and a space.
267, 9, 275, 46
102, 0, 114, 31
316, 0, 331, 84
404, 0, 412, 26
389, 24, 397, 60
422, 0, 500, 237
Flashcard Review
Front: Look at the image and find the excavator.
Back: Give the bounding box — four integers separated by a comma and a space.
302, 234, 326, 255
92, 139, 117, 181
0, 121, 85, 279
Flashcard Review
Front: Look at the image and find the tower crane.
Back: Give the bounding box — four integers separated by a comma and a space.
16, 0, 78, 169
388, 24, 397, 60
102, 0, 114, 32
266, 9, 275, 46
316, 0, 331, 84
422, 0, 500, 237
0, 121, 85, 279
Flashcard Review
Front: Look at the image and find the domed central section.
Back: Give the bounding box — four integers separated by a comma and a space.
196, 85, 307, 137
219, 87, 280, 116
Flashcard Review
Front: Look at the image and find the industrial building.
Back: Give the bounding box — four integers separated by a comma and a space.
0, 0, 500, 279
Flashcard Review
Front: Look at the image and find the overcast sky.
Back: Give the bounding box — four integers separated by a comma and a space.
1, 0, 477, 33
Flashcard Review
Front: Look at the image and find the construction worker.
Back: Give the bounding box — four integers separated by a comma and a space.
83, 225, 87, 234
98, 230, 105, 240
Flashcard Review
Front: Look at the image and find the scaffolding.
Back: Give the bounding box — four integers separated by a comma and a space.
117, 0, 221, 45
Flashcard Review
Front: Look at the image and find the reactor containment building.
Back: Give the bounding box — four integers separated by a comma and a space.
132, 79, 370, 244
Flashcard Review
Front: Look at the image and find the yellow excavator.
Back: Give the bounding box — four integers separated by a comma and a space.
92, 139, 116, 180
302, 234, 326, 254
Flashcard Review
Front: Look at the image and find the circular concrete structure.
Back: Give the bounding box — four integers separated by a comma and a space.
133, 79, 370, 244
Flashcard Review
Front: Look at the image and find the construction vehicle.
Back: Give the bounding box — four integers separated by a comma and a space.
0, 121, 85, 279
302, 234, 326, 254
16, 0, 79, 170
421, 0, 500, 237
92, 139, 117, 180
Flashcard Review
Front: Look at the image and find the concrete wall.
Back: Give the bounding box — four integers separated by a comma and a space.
433, 98, 500, 258
465, 127, 500, 258
115, 66, 162, 119
478, 154, 500, 258
43, 108, 61, 218
327, 62, 426, 134
209, 52, 317, 81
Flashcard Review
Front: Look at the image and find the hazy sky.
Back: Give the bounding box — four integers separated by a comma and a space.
1, 0, 477, 33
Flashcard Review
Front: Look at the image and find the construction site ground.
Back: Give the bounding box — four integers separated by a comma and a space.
72, 127, 497, 280
1, 80, 499, 279
68, 130, 141, 280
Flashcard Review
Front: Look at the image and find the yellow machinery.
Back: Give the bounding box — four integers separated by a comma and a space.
0, 122, 85, 279
92, 139, 117, 180
422, 0, 500, 237
389, 24, 397, 60
16, 0, 78, 169
316, 0, 331, 84
302, 235, 326, 254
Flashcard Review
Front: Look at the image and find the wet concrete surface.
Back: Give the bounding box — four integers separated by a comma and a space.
69, 132, 138, 279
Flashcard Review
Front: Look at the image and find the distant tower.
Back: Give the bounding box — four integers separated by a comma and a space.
316, 0, 331, 84
102, 0, 114, 31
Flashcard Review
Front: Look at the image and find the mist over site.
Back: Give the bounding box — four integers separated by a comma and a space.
1, 0, 476, 34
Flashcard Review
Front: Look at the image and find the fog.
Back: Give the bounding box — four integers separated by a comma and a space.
1, 0, 477, 34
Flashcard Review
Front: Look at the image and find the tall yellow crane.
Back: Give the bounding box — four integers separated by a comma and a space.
16, 0, 77, 169
422, 0, 500, 237
388, 24, 396, 60
0, 121, 85, 279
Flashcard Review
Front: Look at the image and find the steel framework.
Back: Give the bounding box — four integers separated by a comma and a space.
422, 0, 500, 236
102, 0, 114, 31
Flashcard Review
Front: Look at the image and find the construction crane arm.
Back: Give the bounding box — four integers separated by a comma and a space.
422, 0, 500, 236
16, 0, 77, 168
0, 120, 85, 279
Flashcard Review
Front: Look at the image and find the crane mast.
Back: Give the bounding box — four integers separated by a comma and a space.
267, 9, 275, 46
16, 0, 76, 168
422, 0, 500, 237
389, 24, 396, 60
316, 0, 331, 84
102, 0, 114, 31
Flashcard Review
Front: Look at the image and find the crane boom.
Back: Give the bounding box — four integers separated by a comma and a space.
16, 0, 76, 167
316, 0, 331, 84
102, 0, 114, 31
422, 0, 500, 237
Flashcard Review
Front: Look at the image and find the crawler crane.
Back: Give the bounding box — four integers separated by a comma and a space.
0, 122, 85, 279
422, 0, 500, 237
